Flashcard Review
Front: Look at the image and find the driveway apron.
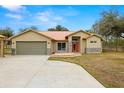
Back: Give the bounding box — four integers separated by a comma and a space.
0, 55, 104, 88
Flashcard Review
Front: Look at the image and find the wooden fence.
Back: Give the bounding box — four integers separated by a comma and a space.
102, 39, 124, 52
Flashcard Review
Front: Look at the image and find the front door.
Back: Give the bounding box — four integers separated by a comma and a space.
72, 42, 80, 52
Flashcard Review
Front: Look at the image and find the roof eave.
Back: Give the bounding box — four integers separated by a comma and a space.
9, 29, 55, 40
66, 30, 91, 37
86, 34, 104, 41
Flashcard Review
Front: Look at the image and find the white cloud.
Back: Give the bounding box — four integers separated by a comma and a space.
5, 13, 22, 19
37, 11, 51, 23
61, 6, 79, 16
37, 10, 64, 26
2, 5, 30, 20
53, 16, 63, 21
2, 8, 67, 29
1, 5, 26, 13
38, 16, 49, 22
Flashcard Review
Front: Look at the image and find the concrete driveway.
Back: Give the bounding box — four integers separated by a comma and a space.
0, 55, 104, 88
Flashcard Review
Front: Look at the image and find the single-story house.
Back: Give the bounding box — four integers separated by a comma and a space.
9, 30, 103, 55
0, 35, 5, 57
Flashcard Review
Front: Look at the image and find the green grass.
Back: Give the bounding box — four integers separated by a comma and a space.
49, 52, 124, 88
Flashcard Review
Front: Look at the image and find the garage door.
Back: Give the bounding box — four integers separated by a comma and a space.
16, 41, 47, 55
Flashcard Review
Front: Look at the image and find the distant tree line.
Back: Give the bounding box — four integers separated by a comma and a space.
48, 25, 69, 31
19, 26, 38, 32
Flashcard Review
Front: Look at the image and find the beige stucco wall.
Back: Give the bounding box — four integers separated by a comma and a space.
82, 39, 86, 53
87, 36, 102, 48
51, 40, 56, 53
68, 31, 90, 53
69, 31, 90, 38
11, 31, 51, 49
86, 36, 102, 53
51, 41, 68, 53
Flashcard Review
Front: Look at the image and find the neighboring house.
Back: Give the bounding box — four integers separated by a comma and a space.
0, 35, 5, 57
9, 30, 103, 55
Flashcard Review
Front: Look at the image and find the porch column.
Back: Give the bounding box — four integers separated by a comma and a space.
80, 37, 82, 53
68, 36, 72, 53
0, 39, 4, 57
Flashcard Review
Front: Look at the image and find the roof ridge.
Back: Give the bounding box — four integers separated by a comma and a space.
40, 31, 73, 32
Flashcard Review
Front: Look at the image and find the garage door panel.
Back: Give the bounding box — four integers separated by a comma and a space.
16, 41, 47, 55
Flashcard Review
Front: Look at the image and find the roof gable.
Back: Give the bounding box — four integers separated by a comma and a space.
0, 35, 4, 38
9, 30, 54, 40
66, 30, 91, 37
86, 34, 104, 41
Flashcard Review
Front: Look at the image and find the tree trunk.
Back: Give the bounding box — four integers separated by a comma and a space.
115, 36, 118, 52
105, 36, 107, 46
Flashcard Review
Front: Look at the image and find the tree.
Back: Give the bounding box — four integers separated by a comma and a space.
85, 29, 92, 32
113, 17, 124, 38
48, 28, 56, 31
92, 9, 124, 51
19, 26, 38, 32
99, 9, 119, 36
0, 27, 14, 38
48, 25, 69, 31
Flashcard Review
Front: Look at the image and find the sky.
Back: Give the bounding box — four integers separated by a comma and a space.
0, 5, 124, 33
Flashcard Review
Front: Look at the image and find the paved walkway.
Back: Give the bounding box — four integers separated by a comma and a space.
0, 55, 104, 88
51, 53, 81, 57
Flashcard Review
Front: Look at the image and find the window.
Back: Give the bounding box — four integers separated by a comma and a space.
72, 38, 78, 41
90, 41, 97, 43
58, 43, 66, 51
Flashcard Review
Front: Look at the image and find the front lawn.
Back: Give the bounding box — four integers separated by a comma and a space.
49, 52, 124, 88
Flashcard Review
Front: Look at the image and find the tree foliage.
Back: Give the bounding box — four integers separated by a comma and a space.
48, 25, 69, 31
93, 9, 124, 38
0, 27, 14, 38
19, 26, 38, 32
92, 9, 124, 51
47, 28, 56, 31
